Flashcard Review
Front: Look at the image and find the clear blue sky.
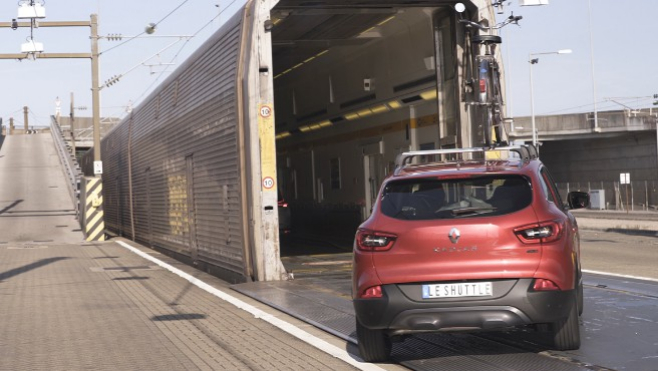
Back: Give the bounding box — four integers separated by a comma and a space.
0, 0, 655, 128
0, 0, 247, 128
500, 0, 658, 118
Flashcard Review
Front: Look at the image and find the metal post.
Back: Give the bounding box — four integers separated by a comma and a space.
529, 58, 536, 145
23, 106, 29, 132
528, 50, 571, 146
432, 16, 444, 149
587, 0, 599, 132
90, 14, 101, 168
410, 106, 419, 154
70, 92, 76, 157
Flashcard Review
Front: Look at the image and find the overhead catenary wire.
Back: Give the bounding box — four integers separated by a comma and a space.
100, 38, 188, 90
1, 108, 25, 119
130, 0, 241, 106
27, 107, 45, 127
543, 97, 656, 116
100, 0, 192, 55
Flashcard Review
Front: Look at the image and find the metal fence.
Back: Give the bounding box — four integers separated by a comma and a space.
50, 116, 83, 215
556, 180, 658, 211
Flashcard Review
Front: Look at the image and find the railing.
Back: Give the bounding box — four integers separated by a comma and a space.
511, 109, 658, 139
557, 180, 658, 212
50, 116, 83, 216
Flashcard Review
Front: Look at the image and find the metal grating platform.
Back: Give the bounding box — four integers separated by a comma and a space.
232, 280, 602, 371
233, 280, 357, 342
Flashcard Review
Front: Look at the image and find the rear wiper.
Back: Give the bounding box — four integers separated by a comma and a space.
450, 206, 497, 216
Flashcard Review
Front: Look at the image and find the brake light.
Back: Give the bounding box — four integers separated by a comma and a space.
479, 79, 487, 93
533, 279, 560, 291
514, 221, 564, 244
361, 285, 383, 299
356, 229, 397, 252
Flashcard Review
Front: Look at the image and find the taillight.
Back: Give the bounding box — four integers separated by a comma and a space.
277, 200, 288, 208
479, 79, 487, 93
361, 285, 383, 298
356, 229, 397, 252
533, 278, 560, 291
514, 221, 564, 244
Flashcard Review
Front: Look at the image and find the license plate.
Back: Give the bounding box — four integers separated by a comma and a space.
422, 282, 493, 299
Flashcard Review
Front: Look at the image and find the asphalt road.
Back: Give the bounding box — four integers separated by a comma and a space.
282, 228, 658, 282
580, 229, 658, 280
268, 229, 658, 371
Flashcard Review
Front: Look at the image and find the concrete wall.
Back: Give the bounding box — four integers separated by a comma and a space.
541, 132, 658, 183
511, 109, 657, 141
540, 132, 658, 209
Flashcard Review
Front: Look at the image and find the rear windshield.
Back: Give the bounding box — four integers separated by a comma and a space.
380, 175, 532, 220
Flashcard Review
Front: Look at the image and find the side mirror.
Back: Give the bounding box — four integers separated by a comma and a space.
567, 191, 589, 210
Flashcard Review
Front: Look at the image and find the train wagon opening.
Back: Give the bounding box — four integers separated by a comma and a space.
269, 1, 464, 258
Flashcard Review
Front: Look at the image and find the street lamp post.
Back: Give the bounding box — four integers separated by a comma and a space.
528, 49, 572, 146
90, 14, 101, 168
587, 0, 599, 132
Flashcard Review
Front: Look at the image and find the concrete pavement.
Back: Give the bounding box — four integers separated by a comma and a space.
0, 134, 84, 245
572, 209, 658, 236
0, 239, 379, 371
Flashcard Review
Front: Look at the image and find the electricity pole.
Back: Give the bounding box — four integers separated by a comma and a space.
0, 16, 102, 172
23, 106, 29, 132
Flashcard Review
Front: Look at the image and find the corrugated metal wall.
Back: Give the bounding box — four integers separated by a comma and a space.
85, 8, 250, 282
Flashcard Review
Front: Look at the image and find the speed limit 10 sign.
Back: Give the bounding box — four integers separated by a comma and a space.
260, 105, 272, 118
262, 177, 275, 189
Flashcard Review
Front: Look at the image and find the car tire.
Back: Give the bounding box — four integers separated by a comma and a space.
551, 296, 581, 351
356, 320, 391, 363
577, 279, 584, 316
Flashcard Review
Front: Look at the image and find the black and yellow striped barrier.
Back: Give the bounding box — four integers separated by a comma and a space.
82, 177, 105, 241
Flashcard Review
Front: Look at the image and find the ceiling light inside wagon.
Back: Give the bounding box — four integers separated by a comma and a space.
345, 112, 360, 120
420, 89, 438, 100
318, 120, 332, 128
275, 50, 329, 80
276, 131, 291, 140
388, 100, 402, 109
299, 126, 312, 132
377, 16, 396, 26
370, 104, 389, 114
357, 108, 373, 118
360, 27, 376, 35
274, 68, 293, 79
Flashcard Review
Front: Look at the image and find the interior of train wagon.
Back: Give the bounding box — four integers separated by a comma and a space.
269, 2, 458, 264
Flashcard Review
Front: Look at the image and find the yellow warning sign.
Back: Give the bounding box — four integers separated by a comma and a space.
258, 104, 277, 192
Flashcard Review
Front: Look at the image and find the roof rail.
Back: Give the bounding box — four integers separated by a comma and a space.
395, 144, 539, 173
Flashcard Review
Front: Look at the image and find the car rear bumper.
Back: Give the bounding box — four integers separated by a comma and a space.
353, 279, 575, 332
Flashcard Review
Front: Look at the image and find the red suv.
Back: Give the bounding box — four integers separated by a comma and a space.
352, 146, 589, 362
